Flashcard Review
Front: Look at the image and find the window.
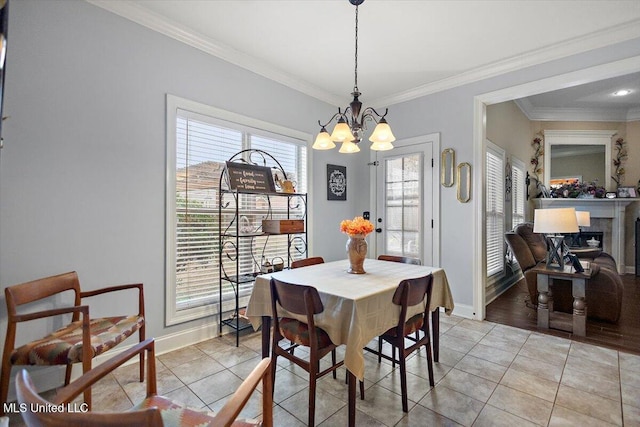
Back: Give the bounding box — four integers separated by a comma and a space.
166, 95, 309, 325
511, 157, 526, 228
486, 141, 505, 277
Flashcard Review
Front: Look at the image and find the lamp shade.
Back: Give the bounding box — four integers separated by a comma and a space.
339, 140, 360, 153
312, 129, 336, 150
330, 119, 355, 143
576, 211, 591, 227
533, 208, 579, 234
369, 118, 396, 147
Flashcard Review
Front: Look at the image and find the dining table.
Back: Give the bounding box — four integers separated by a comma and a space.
245, 258, 454, 426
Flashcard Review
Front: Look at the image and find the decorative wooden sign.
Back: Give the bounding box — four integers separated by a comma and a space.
226, 162, 276, 193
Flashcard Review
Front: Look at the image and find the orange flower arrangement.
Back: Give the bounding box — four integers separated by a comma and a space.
340, 216, 374, 236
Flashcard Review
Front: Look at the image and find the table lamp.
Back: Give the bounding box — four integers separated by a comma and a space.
533, 207, 579, 269
572, 210, 591, 246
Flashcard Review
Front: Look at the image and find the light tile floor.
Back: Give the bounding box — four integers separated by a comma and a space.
7, 314, 640, 426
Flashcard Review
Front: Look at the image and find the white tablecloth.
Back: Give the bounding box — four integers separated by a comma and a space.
245, 259, 454, 380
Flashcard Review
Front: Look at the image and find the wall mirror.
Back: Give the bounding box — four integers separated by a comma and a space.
543, 130, 615, 190
457, 162, 471, 203
441, 148, 455, 187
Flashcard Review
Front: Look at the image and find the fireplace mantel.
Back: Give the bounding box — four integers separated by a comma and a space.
534, 198, 640, 273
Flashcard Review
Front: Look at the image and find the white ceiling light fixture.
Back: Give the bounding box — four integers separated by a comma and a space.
312, 0, 395, 154
612, 89, 632, 97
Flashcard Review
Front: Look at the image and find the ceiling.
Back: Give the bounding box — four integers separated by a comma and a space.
90, 0, 640, 117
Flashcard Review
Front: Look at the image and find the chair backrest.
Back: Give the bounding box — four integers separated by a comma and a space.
270, 278, 324, 316
377, 255, 422, 265
291, 256, 325, 269
15, 339, 273, 427
391, 274, 433, 332
17, 368, 162, 426
5, 271, 81, 317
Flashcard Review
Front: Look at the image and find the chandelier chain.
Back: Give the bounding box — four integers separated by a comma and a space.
354, 4, 358, 91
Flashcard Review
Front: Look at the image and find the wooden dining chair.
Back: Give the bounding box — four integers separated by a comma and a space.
269, 277, 342, 427
377, 254, 422, 265
1, 271, 145, 415
365, 274, 434, 412
290, 256, 325, 269
15, 338, 273, 427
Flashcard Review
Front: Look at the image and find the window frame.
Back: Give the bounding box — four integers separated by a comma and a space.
165, 94, 311, 326
485, 140, 506, 279
511, 157, 526, 228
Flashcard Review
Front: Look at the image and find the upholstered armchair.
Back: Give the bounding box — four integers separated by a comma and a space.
505, 222, 623, 323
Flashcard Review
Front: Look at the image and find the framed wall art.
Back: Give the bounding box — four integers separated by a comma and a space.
327, 164, 347, 201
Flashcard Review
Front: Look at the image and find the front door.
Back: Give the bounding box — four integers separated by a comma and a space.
374, 137, 436, 266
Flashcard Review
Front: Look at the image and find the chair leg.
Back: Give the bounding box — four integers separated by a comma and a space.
399, 352, 409, 413
377, 338, 382, 364
270, 354, 278, 399
64, 364, 73, 386
425, 339, 435, 387
359, 379, 365, 400
309, 362, 318, 427
139, 327, 146, 382
332, 350, 337, 379
392, 346, 396, 368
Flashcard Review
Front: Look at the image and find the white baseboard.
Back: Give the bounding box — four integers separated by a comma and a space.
448, 303, 475, 320
6, 317, 229, 403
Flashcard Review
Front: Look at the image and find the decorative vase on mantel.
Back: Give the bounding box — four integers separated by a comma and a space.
346, 234, 368, 274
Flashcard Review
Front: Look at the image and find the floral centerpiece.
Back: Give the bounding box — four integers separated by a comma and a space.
340, 216, 374, 274
340, 216, 374, 237
550, 180, 606, 199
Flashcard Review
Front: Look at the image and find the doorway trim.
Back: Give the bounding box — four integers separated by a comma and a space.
473, 54, 640, 321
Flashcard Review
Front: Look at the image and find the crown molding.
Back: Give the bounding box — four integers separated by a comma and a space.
87, 0, 640, 107
517, 105, 632, 122
627, 107, 640, 121
374, 19, 640, 107
86, 0, 344, 107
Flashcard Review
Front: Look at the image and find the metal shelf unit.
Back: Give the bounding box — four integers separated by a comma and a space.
218, 150, 308, 346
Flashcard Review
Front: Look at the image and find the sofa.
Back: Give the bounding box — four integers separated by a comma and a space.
505, 222, 623, 323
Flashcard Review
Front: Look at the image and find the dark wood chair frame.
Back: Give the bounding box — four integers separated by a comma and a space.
377, 254, 422, 265
290, 256, 325, 269
269, 277, 343, 427
15, 338, 273, 427
364, 274, 435, 412
1, 271, 145, 414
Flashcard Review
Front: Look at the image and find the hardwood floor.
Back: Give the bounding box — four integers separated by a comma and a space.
486, 273, 640, 356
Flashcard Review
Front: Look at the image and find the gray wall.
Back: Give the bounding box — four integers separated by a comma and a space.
0, 0, 361, 346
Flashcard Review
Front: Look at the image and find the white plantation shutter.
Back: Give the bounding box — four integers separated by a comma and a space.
168, 99, 307, 322
512, 158, 526, 227
486, 142, 505, 277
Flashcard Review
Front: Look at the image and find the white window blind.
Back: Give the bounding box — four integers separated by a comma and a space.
486, 142, 505, 277
167, 97, 308, 324
512, 158, 526, 227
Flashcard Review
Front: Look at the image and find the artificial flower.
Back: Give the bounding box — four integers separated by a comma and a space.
340, 216, 374, 236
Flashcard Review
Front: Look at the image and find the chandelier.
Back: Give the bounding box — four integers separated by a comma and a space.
312, 0, 395, 154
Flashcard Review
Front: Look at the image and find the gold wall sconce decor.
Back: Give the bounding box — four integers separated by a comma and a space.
441, 148, 455, 187
457, 162, 471, 203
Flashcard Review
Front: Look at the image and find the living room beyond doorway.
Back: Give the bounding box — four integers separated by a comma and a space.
485, 273, 640, 356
